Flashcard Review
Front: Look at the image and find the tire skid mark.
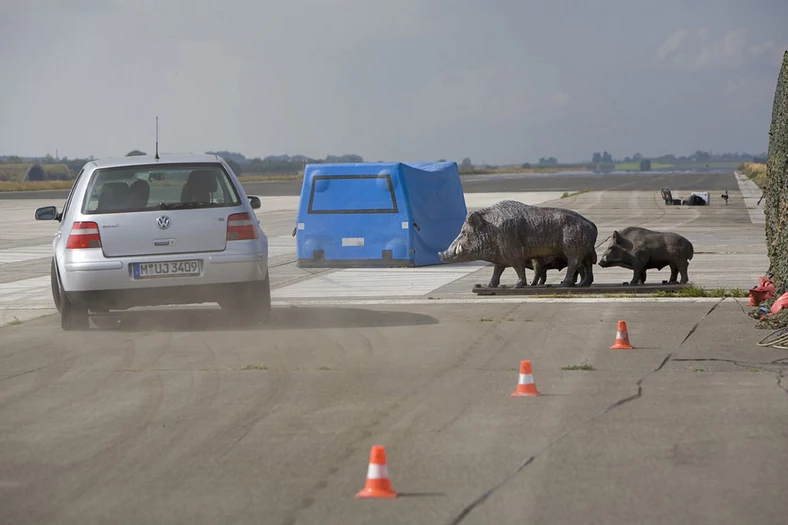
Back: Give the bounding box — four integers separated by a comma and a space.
0, 341, 52, 361
0, 356, 76, 413
90, 337, 225, 492
282, 304, 522, 525
33, 369, 166, 523
37, 337, 140, 418
148, 341, 293, 471
0, 332, 143, 413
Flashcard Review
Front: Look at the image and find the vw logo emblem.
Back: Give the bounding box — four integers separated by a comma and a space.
156, 216, 171, 230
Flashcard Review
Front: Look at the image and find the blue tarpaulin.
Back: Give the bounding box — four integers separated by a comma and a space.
295, 162, 467, 267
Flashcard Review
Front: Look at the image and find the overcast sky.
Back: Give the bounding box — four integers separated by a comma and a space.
1, 0, 787, 164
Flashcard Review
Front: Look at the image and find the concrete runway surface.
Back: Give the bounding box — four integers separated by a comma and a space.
2, 170, 786, 525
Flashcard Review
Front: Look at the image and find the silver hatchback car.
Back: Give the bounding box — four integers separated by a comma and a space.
34, 154, 271, 330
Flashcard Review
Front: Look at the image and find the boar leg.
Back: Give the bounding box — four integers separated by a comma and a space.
668, 265, 679, 284
561, 258, 581, 287
488, 263, 506, 288
531, 259, 545, 286
578, 263, 594, 287
678, 261, 690, 284
630, 263, 646, 286
513, 262, 528, 288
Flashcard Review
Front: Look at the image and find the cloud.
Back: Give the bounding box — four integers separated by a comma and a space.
656, 27, 784, 70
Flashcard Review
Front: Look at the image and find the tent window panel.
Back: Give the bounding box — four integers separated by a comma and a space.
308, 175, 398, 214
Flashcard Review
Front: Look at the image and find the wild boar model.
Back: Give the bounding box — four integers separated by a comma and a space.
598, 226, 694, 285
527, 250, 598, 286
438, 200, 599, 288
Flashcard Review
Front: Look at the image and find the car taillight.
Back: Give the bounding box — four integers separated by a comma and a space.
226, 213, 258, 240
66, 221, 102, 249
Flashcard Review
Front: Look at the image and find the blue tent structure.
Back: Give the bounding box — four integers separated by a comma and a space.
295, 162, 467, 268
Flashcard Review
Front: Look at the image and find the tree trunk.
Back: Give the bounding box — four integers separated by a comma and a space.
765, 51, 788, 295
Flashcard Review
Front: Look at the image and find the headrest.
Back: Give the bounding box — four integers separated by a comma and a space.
187, 170, 218, 192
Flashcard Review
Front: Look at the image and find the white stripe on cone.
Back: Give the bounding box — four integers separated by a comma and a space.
518, 373, 534, 384
617, 330, 628, 339
366, 463, 389, 479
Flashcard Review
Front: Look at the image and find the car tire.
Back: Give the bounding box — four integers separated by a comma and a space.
51, 259, 62, 314
56, 268, 89, 331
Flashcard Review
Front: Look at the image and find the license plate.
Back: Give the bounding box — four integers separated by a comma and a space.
132, 260, 201, 279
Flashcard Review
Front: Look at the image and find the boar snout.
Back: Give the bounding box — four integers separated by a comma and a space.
440, 238, 470, 263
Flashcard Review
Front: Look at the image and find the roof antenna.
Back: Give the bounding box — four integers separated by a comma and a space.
155, 116, 160, 160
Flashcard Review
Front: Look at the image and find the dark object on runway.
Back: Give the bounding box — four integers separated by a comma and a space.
661, 188, 709, 206
471, 281, 693, 296
661, 188, 682, 205
721, 191, 729, 204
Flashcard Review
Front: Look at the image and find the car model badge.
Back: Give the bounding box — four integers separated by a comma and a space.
156, 215, 171, 230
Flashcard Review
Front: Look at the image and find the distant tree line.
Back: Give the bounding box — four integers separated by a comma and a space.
590, 150, 766, 164
206, 151, 366, 176
0, 148, 770, 181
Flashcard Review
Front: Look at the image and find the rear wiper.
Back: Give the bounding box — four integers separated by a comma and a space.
157, 202, 221, 210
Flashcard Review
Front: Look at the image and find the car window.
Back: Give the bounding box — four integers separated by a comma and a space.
61, 166, 87, 220
81, 163, 241, 214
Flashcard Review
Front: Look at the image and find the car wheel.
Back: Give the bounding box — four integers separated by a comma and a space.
51, 259, 62, 314
56, 270, 89, 331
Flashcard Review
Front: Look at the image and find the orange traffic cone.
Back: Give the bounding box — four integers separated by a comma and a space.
355, 445, 398, 499
610, 320, 634, 350
511, 360, 541, 397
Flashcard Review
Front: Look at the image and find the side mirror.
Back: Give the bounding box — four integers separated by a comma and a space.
35, 206, 59, 221
248, 196, 261, 210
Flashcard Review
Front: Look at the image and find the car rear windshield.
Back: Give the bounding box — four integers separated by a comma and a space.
81, 163, 242, 214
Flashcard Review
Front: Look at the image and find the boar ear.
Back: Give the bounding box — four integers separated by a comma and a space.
612, 230, 622, 244
467, 211, 484, 227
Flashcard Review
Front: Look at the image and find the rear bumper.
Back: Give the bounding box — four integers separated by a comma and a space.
67, 281, 264, 310
58, 248, 268, 293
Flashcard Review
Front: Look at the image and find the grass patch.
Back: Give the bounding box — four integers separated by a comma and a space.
240, 363, 269, 371
738, 162, 767, 188
317, 365, 332, 371
6, 316, 22, 326
561, 189, 591, 199
654, 285, 747, 298
478, 316, 494, 322
0, 180, 77, 192
561, 360, 596, 371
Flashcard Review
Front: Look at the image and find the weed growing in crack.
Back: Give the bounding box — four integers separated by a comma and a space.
240, 363, 269, 371
561, 360, 596, 371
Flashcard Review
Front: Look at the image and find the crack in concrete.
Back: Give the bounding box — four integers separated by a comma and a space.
446, 298, 726, 525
